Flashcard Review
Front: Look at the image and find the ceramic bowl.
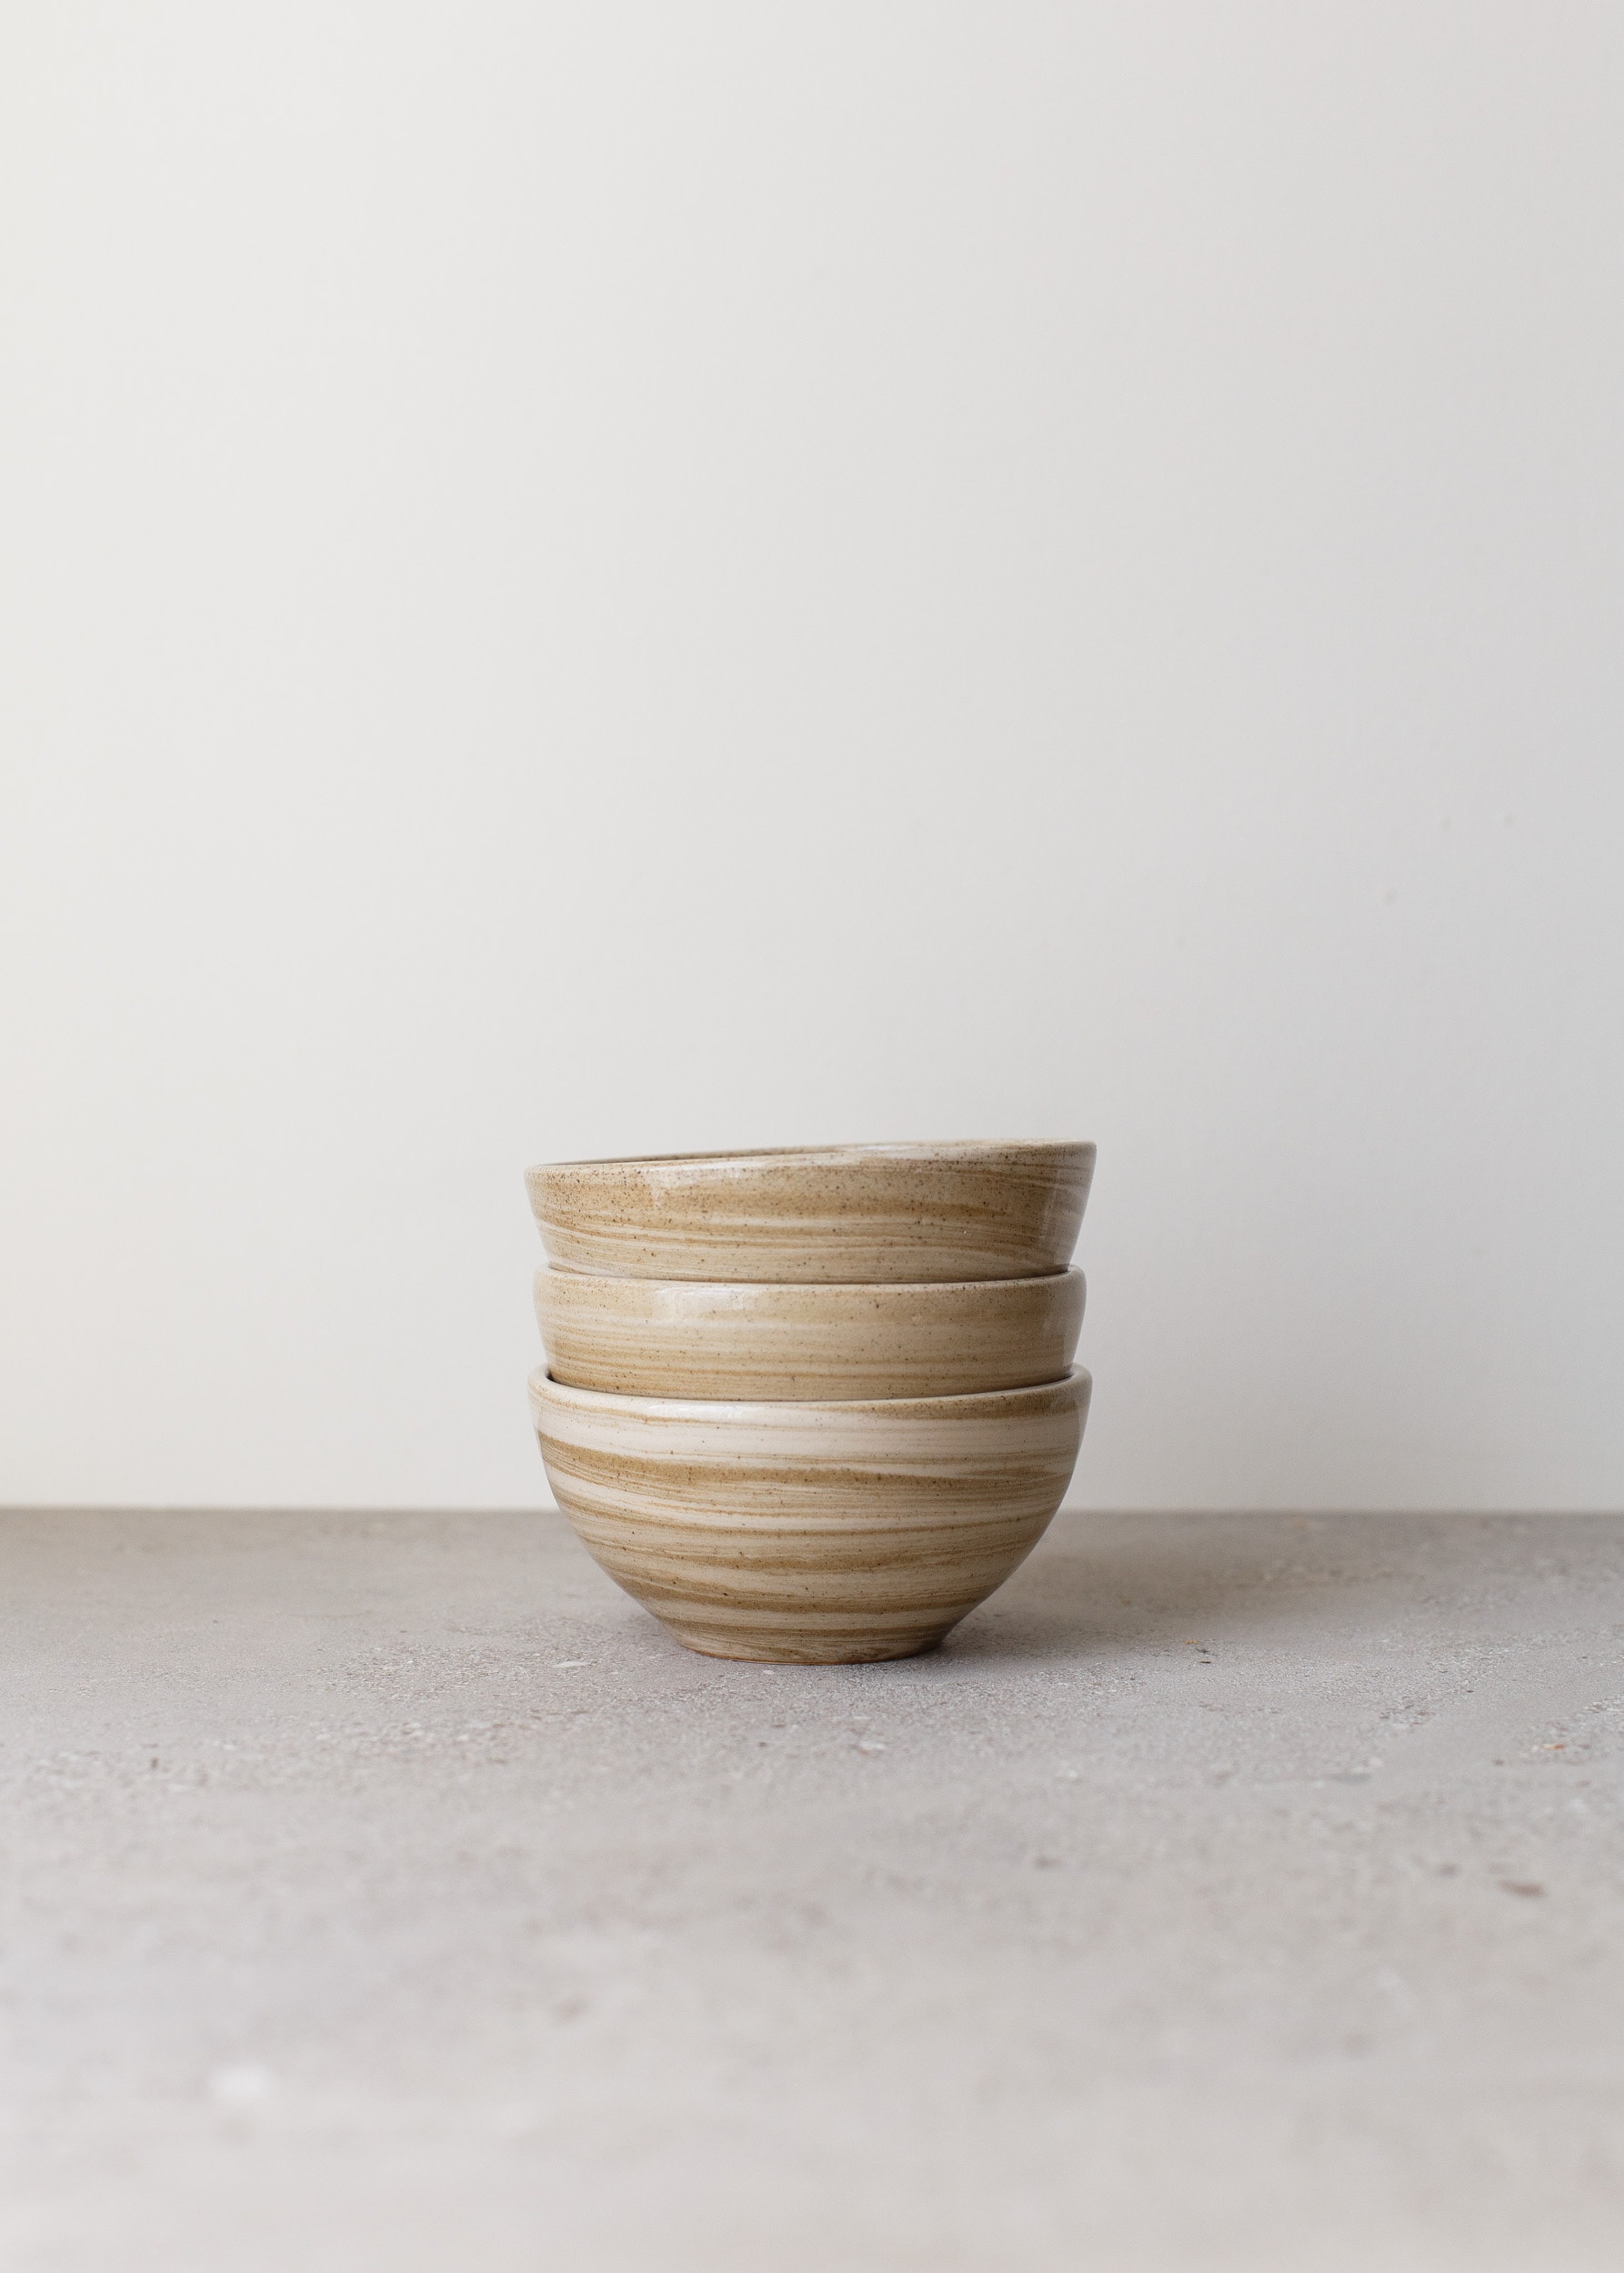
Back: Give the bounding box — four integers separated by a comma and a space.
529, 1367, 1090, 1664
525, 1140, 1095, 1283
535, 1265, 1085, 1401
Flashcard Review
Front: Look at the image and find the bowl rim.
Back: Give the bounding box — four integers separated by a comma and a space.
535, 1262, 1085, 1297
528, 1139, 1095, 1176
528, 1363, 1090, 1422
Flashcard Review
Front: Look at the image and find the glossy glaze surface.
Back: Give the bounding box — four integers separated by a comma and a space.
525, 1141, 1095, 1284
529, 1368, 1089, 1663
535, 1265, 1085, 1401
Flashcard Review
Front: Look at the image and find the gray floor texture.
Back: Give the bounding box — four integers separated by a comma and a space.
3, 1507, 1621, 2272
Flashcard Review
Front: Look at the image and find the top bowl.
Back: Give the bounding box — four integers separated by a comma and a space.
525, 1140, 1095, 1283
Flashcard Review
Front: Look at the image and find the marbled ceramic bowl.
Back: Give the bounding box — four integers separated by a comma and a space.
529, 1367, 1090, 1664
535, 1265, 1085, 1402
525, 1140, 1095, 1284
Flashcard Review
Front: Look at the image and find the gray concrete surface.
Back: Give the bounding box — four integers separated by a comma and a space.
3, 1508, 1622, 2272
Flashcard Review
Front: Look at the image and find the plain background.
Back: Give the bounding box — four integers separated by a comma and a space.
3, 1, 1621, 1513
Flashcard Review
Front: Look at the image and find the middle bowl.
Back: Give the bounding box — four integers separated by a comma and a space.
535, 1265, 1085, 1401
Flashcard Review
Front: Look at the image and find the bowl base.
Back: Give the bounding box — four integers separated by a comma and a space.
656, 1617, 955, 1666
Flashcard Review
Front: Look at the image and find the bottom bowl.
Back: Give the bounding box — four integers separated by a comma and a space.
528, 1368, 1090, 1664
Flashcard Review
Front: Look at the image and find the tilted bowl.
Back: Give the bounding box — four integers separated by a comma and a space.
535, 1265, 1085, 1401
529, 1367, 1090, 1664
525, 1140, 1095, 1284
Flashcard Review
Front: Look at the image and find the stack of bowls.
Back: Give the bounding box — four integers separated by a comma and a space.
525, 1141, 1095, 1666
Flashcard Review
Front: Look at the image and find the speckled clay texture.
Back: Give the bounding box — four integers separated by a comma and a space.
529, 1367, 1090, 1664
535, 1266, 1085, 1402
525, 1140, 1095, 1284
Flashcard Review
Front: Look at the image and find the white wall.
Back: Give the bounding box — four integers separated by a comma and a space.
4, 2, 1622, 1512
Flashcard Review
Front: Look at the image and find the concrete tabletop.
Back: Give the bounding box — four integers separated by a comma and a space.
4, 1507, 1621, 2271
